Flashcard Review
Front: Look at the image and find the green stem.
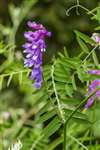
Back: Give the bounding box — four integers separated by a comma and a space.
42, 72, 64, 123
66, 4, 96, 17
63, 86, 100, 150
51, 64, 65, 123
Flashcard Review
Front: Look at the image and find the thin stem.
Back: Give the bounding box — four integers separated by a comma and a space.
63, 86, 100, 150
69, 134, 88, 150
79, 5, 96, 17
76, 0, 80, 15
42, 74, 55, 107
42, 72, 64, 123
72, 43, 99, 79
0, 69, 31, 78
81, 44, 99, 64
66, 5, 79, 16
51, 64, 65, 123
30, 135, 43, 150
66, 4, 96, 17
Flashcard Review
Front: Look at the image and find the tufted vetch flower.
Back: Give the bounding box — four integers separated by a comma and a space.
23, 21, 51, 88
85, 70, 100, 108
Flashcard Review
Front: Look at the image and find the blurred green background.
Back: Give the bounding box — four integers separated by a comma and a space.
0, 0, 99, 59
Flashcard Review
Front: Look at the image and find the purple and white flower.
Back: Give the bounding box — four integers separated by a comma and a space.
91, 33, 100, 43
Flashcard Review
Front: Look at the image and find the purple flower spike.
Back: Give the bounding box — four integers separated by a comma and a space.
85, 69, 100, 108
23, 21, 51, 89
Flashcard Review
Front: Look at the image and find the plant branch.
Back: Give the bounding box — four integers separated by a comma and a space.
63, 86, 100, 150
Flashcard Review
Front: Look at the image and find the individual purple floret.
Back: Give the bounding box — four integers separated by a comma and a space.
85, 70, 100, 108
91, 33, 100, 43
85, 96, 94, 109
23, 21, 51, 89
88, 70, 100, 75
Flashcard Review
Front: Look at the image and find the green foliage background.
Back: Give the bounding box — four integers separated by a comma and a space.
0, 0, 100, 150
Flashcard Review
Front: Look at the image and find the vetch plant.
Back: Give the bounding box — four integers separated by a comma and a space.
1, 1, 100, 150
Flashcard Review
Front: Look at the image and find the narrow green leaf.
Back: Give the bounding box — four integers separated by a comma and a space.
62, 98, 80, 105
75, 30, 95, 45
0, 76, 3, 90
95, 26, 100, 30
64, 109, 90, 124
43, 116, 61, 137
71, 75, 77, 90
47, 137, 63, 150
92, 51, 99, 66
19, 72, 23, 85
54, 71, 69, 78
63, 47, 69, 58
76, 36, 89, 53
58, 52, 64, 58
65, 84, 73, 97
60, 57, 80, 69
37, 101, 53, 116
7, 74, 13, 87
26, 70, 30, 77
55, 83, 65, 90
36, 109, 56, 124
77, 67, 84, 82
